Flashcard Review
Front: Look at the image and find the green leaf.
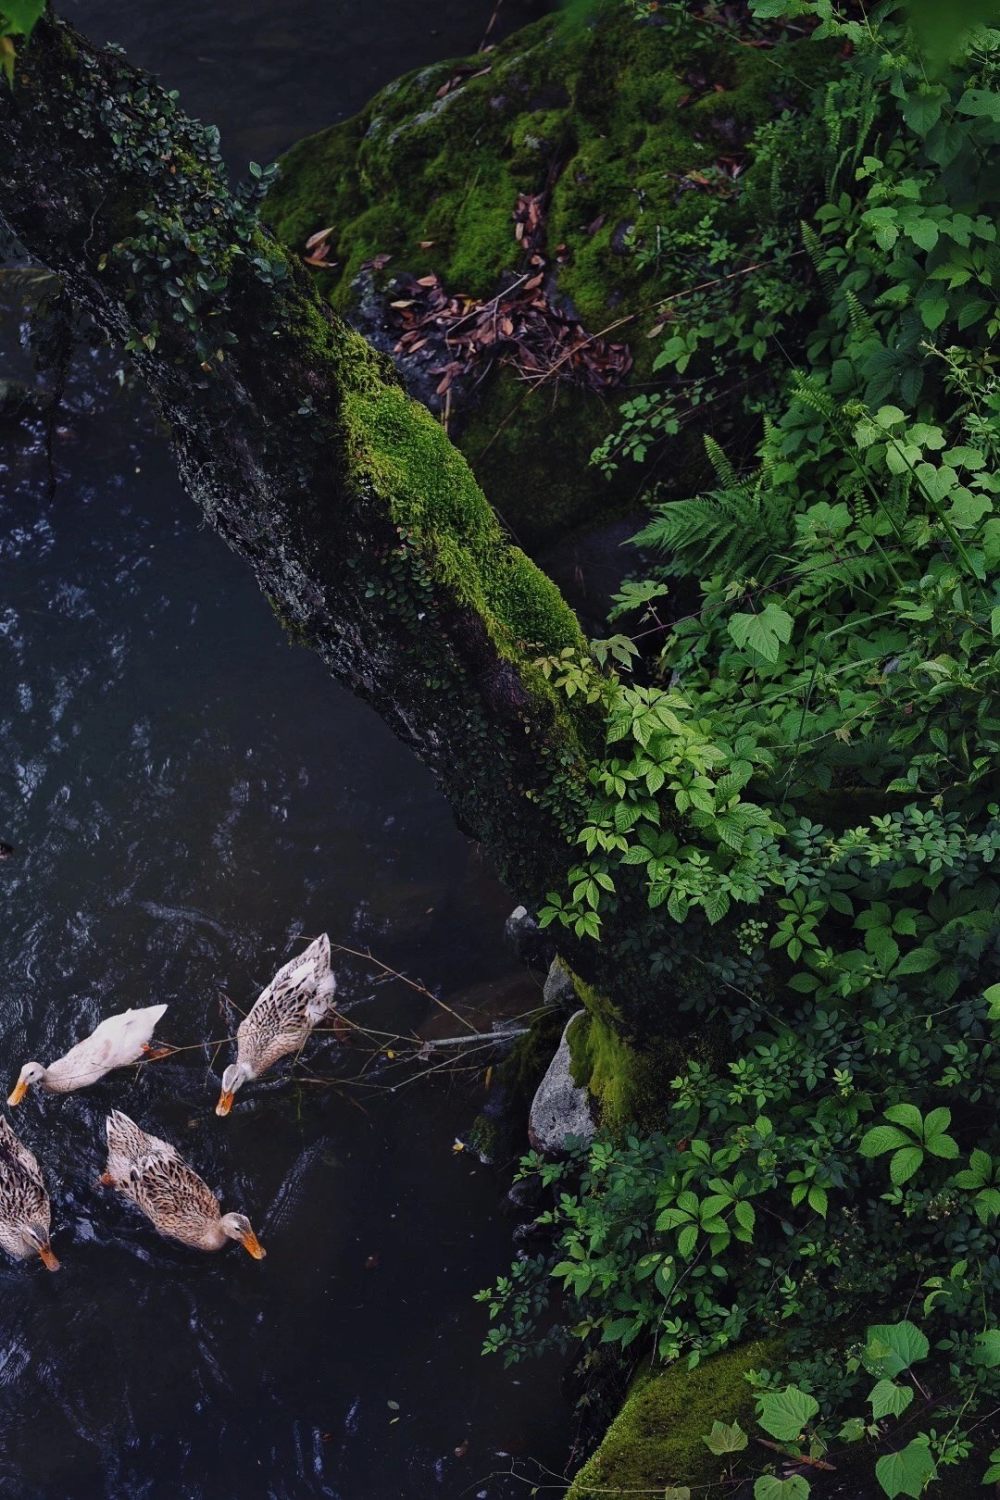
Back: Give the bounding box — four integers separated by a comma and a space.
0, 0, 43, 35
664, 1490, 692, 1500
901, 87, 943, 136
921, 1107, 951, 1141
975, 1329, 1000, 1368
875, 1437, 936, 1498
808, 1185, 828, 1218
728, 603, 794, 665
869, 1379, 914, 1419
756, 1386, 819, 1443
894, 946, 940, 975
677, 1223, 698, 1258
734, 1199, 756, 1235
985, 982, 1000, 1021
702, 1419, 748, 1455
864, 1322, 929, 1378
859, 1125, 910, 1157
884, 1103, 922, 1134
890, 1146, 924, 1185
957, 88, 1000, 121
754, 1478, 810, 1500
919, 297, 948, 331
946, 492, 992, 529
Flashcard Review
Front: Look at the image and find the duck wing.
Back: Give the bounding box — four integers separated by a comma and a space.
237, 986, 311, 1073
0, 1117, 44, 1189
106, 1110, 177, 1171
131, 1152, 220, 1237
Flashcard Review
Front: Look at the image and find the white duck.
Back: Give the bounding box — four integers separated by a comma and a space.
216, 934, 336, 1116
8, 1003, 170, 1105
102, 1110, 266, 1258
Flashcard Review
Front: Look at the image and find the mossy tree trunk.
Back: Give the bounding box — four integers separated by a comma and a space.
1, 16, 727, 1033
1, 17, 607, 899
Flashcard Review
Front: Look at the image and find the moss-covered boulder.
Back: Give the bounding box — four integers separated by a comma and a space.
567, 1340, 782, 1498
264, 3, 835, 546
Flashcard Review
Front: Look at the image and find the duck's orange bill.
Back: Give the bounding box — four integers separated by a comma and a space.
38, 1244, 60, 1272
7, 1080, 27, 1107
215, 1090, 235, 1117
240, 1230, 266, 1260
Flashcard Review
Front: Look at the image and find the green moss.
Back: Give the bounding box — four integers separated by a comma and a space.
266, 6, 841, 543
341, 379, 584, 658
567, 1340, 783, 1498
563, 974, 685, 1132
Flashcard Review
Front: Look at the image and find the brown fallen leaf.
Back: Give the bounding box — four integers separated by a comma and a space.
305, 225, 335, 251
418, 239, 436, 249
416, 274, 438, 287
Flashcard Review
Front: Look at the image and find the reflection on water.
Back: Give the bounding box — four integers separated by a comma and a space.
1, 1, 565, 1494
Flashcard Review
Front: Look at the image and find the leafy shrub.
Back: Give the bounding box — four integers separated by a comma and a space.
484, 1, 1000, 1491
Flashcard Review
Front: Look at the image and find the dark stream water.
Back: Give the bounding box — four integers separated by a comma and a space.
0, 3, 567, 1497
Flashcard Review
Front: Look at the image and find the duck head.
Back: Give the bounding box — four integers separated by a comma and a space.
8, 1063, 46, 1106
24, 1224, 59, 1271
220, 1212, 266, 1259
215, 1062, 251, 1117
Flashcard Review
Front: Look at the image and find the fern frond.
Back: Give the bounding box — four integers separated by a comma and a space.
790, 372, 838, 420
634, 471, 794, 582
801, 221, 840, 307
703, 434, 738, 489
824, 74, 881, 198
844, 289, 876, 339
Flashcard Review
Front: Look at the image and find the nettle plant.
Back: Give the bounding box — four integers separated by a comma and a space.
485, 1, 1000, 1493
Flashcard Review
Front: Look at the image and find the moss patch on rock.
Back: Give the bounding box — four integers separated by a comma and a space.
565, 974, 688, 1133
265, 3, 838, 545
567, 1339, 782, 1498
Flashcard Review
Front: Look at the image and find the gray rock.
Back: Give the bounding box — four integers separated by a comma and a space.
528, 1010, 595, 1154
543, 955, 578, 1009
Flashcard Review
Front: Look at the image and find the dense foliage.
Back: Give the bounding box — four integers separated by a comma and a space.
482, 1, 1000, 1491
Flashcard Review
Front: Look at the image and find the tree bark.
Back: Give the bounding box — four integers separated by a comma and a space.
2, 20, 601, 862
0, 16, 710, 1027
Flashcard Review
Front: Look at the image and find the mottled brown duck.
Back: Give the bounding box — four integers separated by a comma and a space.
103, 1110, 265, 1258
0, 1116, 59, 1270
216, 933, 336, 1116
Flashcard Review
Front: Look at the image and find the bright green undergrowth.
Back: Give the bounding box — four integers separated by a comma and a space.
482, 2, 1000, 1493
